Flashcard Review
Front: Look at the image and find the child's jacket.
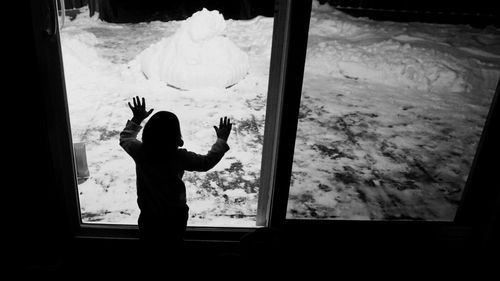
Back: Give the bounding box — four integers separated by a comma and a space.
120, 120, 229, 217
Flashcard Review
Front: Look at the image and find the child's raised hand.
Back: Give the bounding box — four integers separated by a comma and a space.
213, 117, 232, 142
128, 96, 154, 124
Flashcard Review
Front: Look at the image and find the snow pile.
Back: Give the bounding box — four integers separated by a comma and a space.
305, 39, 469, 92
306, 0, 471, 92
140, 8, 249, 90
60, 32, 101, 81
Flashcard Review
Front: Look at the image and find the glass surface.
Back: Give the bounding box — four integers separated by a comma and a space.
287, 2, 500, 220
59, 2, 275, 226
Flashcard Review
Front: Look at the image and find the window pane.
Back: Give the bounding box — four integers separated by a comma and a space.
60, 1, 275, 226
287, 2, 500, 220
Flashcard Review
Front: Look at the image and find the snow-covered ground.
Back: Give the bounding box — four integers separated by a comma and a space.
289, 3, 500, 221
59, 2, 500, 226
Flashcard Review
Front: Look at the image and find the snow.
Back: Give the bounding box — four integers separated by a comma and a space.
59, 2, 500, 226
306, 8, 472, 92
287, 2, 500, 221
140, 8, 249, 90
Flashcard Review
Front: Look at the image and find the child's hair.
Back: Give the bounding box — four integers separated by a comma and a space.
142, 111, 184, 162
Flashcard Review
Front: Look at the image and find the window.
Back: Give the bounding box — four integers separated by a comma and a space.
31, 0, 499, 239
286, 1, 500, 221
53, 1, 277, 227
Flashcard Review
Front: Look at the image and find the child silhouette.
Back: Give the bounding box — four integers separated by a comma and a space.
120, 96, 232, 264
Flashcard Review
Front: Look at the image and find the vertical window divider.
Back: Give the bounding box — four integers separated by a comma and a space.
256, 0, 291, 227
257, 0, 312, 227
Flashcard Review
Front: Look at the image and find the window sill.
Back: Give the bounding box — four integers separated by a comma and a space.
75, 223, 259, 242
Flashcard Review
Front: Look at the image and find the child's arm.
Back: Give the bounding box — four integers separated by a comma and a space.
119, 120, 142, 159
119, 96, 154, 158
180, 139, 230, 172
181, 117, 232, 172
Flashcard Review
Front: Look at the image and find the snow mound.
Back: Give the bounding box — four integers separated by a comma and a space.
306, 39, 470, 92
140, 8, 249, 90
60, 32, 101, 78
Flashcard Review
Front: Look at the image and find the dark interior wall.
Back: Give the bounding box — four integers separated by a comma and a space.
11, 0, 499, 276
11, 3, 70, 274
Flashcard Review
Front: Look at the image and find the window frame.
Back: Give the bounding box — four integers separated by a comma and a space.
258, 0, 313, 227
274, 0, 500, 231
31, 0, 300, 239
31, 0, 499, 244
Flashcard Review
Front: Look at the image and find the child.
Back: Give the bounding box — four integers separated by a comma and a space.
119, 96, 232, 256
